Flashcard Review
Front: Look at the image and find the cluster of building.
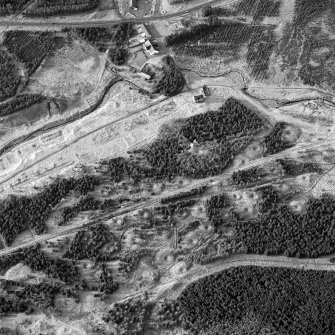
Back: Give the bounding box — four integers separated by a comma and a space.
128, 23, 159, 56
193, 85, 210, 103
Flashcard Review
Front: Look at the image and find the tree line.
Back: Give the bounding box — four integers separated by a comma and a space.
0, 0, 30, 15
63, 223, 112, 261
181, 97, 264, 143
160, 185, 208, 204
0, 175, 99, 245
118, 248, 152, 274
154, 56, 185, 96
0, 246, 78, 283
4, 30, 54, 75
204, 0, 281, 20
165, 20, 275, 80
24, 0, 99, 17
235, 186, 335, 257
231, 167, 261, 186
235, 0, 281, 21
154, 199, 196, 219
103, 297, 153, 335
109, 23, 132, 65
0, 94, 45, 117
102, 98, 264, 182
263, 122, 293, 155
3, 280, 79, 312
293, 0, 335, 27
0, 50, 20, 102
206, 193, 230, 229
60, 194, 119, 226
75, 26, 113, 52
277, 158, 321, 176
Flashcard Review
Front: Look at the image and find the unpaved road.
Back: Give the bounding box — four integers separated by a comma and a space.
154, 253, 335, 300
110, 253, 335, 305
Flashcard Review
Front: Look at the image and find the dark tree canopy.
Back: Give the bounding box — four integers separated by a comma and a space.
24, 0, 99, 17
0, 247, 78, 283
0, 0, 30, 15
63, 223, 112, 261
235, 187, 335, 258
103, 98, 264, 181
263, 122, 293, 155
154, 56, 185, 96
165, 22, 275, 80
0, 50, 20, 102
0, 176, 99, 245
0, 94, 45, 117
4, 31, 54, 74
179, 266, 335, 335
277, 158, 321, 176
231, 167, 260, 186
181, 97, 264, 143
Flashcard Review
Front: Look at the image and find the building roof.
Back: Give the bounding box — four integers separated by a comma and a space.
143, 40, 152, 48
137, 24, 151, 38
142, 40, 158, 55
194, 95, 204, 102
130, 0, 137, 7
147, 48, 158, 56
139, 72, 152, 80
203, 85, 210, 96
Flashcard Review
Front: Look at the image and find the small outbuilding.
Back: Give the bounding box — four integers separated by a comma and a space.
193, 95, 204, 103
203, 85, 210, 96
130, 0, 137, 10
143, 39, 158, 55
139, 72, 152, 80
